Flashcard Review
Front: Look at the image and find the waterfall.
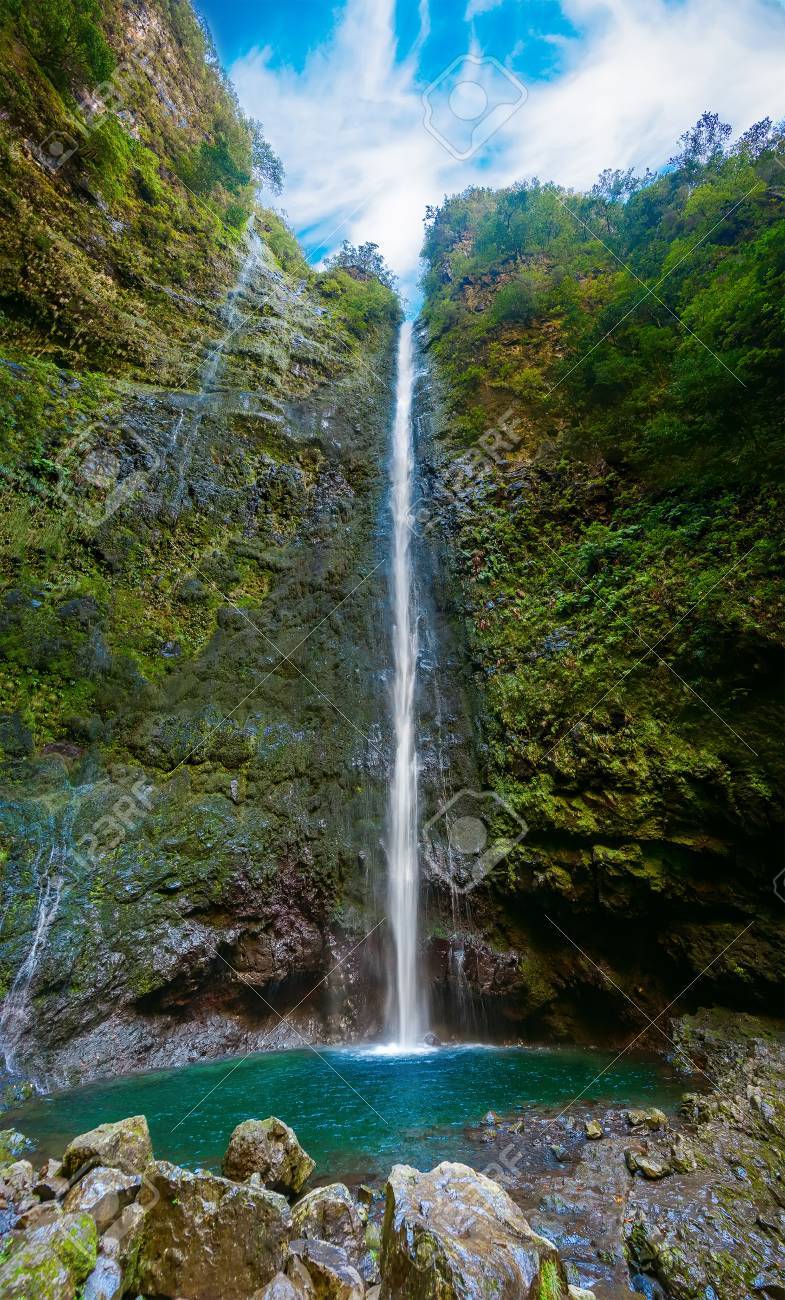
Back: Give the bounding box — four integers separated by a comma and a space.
386, 320, 425, 1046
0, 839, 64, 1072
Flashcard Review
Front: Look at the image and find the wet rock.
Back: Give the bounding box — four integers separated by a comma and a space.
12, 1201, 63, 1231
423, 1032, 441, 1047
63, 1166, 140, 1232
0, 1129, 33, 1163
1, 1160, 35, 1201
224, 1117, 315, 1196
292, 1183, 365, 1266
568, 1289, 597, 1300
286, 1238, 364, 1299
0, 1210, 97, 1298
100, 1200, 146, 1273
668, 1133, 697, 1173
482, 1110, 502, 1126
132, 1159, 291, 1299
626, 1109, 667, 1131
60, 1115, 152, 1178
82, 1255, 124, 1300
253, 1274, 301, 1299
380, 1161, 569, 1298
584, 1120, 604, 1140
33, 1159, 70, 1202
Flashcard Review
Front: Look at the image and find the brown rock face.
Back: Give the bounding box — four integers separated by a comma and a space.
291, 1183, 365, 1267
132, 1160, 292, 1299
63, 1166, 141, 1233
380, 1161, 569, 1299
59, 1116, 153, 1178
223, 1117, 316, 1196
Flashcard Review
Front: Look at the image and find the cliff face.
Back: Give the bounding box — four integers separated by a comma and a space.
417, 122, 785, 1040
0, 0, 400, 1086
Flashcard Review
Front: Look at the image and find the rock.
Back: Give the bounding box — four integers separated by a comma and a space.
82, 1255, 124, 1299
380, 1161, 569, 1298
0, 1210, 97, 1298
101, 1200, 146, 1274
423, 1032, 441, 1047
287, 1238, 364, 1299
292, 1183, 365, 1266
13, 1201, 63, 1231
626, 1108, 667, 1131
625, 1149, 671, 1179
568, 1289, 597, 1300
33, 1160, 70, 1202
0, 1129, 33, 1163
223, 1117, 315, 1196
132, 1159, 291, 1299
482, 1110, 502, 1126
584, 1120, 604, 1140
669, 1133, 697, 1173
63, 1166, 140, 1232
253, 1274, 301, 1299
1, 1159, 35, 1201
550, 1143, 570, 1162
60, 1116, 152, 1178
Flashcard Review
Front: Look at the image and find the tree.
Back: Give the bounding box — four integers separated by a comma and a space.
669, 111, 732, 171
324, 240, 397, 289
250, 121, 284, 195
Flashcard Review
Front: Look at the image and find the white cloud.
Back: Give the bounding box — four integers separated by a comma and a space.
465, 0, 506, 20
231, 0, 785, 305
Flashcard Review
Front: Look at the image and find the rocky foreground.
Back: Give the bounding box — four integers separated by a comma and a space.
0, 1010, 783, 1298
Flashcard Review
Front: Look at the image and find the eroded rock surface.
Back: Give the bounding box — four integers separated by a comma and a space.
59, 1115, 152, 1178
132, 1158, 291, 1298
380, 1160, 569, 1298
224, 1116, 316, 1196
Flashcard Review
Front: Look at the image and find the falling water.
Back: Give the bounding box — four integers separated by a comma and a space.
386, 321, 425, 1046
0, 840, 65, 1072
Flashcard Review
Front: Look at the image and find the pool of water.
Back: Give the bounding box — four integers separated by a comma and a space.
6, 1043, 683, 1184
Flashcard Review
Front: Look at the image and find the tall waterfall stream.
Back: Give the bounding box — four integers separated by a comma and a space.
386, 321, 426, 1047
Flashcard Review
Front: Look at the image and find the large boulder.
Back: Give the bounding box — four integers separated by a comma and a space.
132, 1159, 291, 1299
253, 1275, 302, 1299
0, 1211, 98, 1298
380, 1161, 570, 1299
286, 1238, 365, 1298
292, 1183, 365, 1267
59, 1116, 152, 1178
62, 1166, 140, 1233
223, 1117, 315, 1196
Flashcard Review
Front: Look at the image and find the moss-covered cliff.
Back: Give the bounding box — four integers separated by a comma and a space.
0, 0, 400, 1085
418, 115, 784, 1038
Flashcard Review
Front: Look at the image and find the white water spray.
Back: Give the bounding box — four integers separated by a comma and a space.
386, 321, 425, 1046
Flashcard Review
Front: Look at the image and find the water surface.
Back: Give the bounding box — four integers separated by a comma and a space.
8, 1043, 683, 1184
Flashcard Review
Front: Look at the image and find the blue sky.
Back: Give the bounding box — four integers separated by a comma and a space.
197, 0, 785, 305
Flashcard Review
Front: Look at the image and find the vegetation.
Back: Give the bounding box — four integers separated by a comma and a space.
0, 0, 281, 380
421, 112, 784, 1004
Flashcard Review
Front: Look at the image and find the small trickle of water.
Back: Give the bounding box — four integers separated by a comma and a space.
386, 321, 426, 1047
0, 840, 65, 1072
